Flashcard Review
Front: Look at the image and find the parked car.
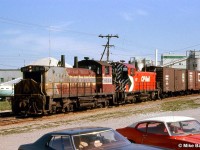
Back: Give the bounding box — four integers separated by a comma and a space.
116, 116, 200, 149
18, 126, 164, 150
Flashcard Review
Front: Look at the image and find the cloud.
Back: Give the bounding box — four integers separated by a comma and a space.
120, 12, 134, 21
136, 9, 148, 16
0, 30, 101, 67
120, 9, 148, 21
46, 21, 75, 32
2, 29, 22, 35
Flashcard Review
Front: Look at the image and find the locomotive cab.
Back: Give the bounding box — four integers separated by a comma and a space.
78, 59, 115, 94
21, 65, 46, 83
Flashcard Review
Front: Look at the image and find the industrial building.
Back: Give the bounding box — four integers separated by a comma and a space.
187, 50, 200, 71
161, 53, 187, 69
0, 69, 22, 84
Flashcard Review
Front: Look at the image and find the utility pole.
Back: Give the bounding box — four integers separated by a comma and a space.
99, 34, 119, 61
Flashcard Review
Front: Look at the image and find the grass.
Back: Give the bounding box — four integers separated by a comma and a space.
0, 100, 11, 111
160, 99, 200, 111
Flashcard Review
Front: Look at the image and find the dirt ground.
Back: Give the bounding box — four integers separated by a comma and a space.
1, 95, 200, 150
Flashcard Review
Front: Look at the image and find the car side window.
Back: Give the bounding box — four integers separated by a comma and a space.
48, 135, 73, 150
147, 122, 168, 135
136, 123, 147, 132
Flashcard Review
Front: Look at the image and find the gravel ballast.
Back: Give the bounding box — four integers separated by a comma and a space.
1, 96, 200, 150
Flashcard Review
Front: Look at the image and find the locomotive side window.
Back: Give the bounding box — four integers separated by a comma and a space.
122, 67, 128, 79
105, 66, 109, 75
80, 65, 101, 75
130, 68, 134, 76
97, 67, 100, 74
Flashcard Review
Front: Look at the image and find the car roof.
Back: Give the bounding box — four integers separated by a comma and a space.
48, 126, 112, 136
141, 116, 195, 123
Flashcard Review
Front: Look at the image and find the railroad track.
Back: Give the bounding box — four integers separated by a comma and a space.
0, 111, 13, 117
1, 94, 200, 127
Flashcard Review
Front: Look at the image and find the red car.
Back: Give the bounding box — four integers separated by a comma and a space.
116, 116, 200, 150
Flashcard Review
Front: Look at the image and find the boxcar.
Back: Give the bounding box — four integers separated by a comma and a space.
174, 69, 187, 93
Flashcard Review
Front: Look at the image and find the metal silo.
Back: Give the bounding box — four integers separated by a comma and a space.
187, 50, 200, 71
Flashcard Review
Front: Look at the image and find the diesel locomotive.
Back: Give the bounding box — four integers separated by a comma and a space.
12, 55, 158, 115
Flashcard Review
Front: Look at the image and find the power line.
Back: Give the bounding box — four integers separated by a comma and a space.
99, 34, 119, 61
0, 16, 98, 36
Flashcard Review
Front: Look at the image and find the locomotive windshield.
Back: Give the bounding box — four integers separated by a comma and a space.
21, 65, 45, 83
24, 72, 41, 83
79, 64, 102, 75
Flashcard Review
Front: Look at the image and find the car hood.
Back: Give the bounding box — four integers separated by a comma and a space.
177, 134, 200, 143
107, 143, 164, 150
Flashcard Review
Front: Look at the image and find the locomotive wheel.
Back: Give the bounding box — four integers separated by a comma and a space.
50, 105, 57, 114
131, 97, 136, 103
150, 92, 156, 100
98, 103, 103, 108
64, 104, 74, 112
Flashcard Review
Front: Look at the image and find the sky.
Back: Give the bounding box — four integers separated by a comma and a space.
0, 0, 200, 69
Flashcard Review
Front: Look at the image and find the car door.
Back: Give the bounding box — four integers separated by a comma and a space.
141, 122, 171, 148
134, 122, 148, 143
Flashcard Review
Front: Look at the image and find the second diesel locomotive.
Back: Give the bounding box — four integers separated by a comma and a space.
12, 55, 158, 115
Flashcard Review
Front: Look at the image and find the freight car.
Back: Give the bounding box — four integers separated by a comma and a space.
146, 66, 200, 98
12, 56, 159, 115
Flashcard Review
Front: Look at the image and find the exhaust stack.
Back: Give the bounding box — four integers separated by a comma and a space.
74, 56, 78, 68
61, 55, 65, 67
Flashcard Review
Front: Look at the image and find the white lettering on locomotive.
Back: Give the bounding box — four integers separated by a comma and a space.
102, 77, 112, 84
141, 76, 150, 82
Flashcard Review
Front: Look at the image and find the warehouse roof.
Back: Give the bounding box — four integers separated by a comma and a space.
29, 57, 72, 68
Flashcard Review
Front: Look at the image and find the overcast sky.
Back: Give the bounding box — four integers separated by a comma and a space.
0, 0, 200, 69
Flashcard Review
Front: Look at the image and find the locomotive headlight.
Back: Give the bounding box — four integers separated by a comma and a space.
29, 66, 32, 72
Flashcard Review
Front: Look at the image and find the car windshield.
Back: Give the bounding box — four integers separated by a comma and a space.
167, 120, 200, 136
72, 129, 130, 150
